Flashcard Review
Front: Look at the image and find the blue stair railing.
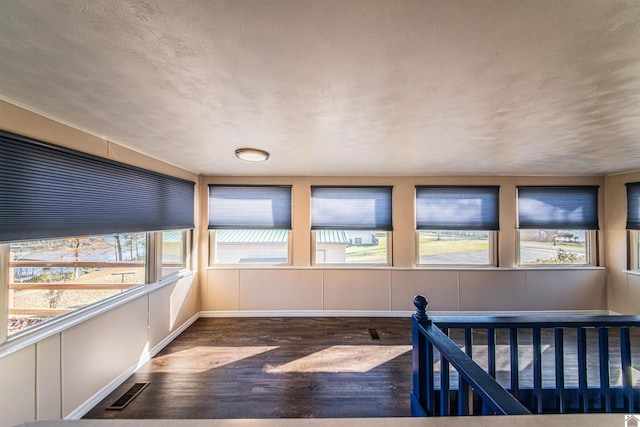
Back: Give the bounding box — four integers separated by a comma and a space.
411, 295, 640, 416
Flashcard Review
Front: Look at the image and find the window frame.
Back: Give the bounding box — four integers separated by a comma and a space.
311, 230, 393, 266
2, 229, 193, 343
208, 185, 293, 266
415, 186, 500, 267
415, 230, 498, 267
310, 186, 393, 266
516, 186, 599, 267
626, 183, 640, 270
209, 229, 292, 266
160, 229, 191, 279
516, 229, 598, 267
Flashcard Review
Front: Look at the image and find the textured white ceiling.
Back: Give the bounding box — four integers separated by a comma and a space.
1, 0, 640, 176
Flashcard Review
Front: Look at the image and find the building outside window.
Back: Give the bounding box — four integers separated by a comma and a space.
416, 186, 499, 266
213, 229, 289, 264
517, 186, 599, 266
311, 186, 392, 265
208, 185, 292, 265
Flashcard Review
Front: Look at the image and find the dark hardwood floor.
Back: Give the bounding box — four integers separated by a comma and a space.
84, 317, 640, 419
84, 317, 414, 419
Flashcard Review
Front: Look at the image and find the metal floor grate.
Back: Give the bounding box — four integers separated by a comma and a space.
106, 382, 149, 410
369, 328, 381, 340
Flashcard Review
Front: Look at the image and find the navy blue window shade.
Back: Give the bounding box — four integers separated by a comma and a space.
311, 186, 393, 231
0, 130, 195, 243
416, 186, 500, 230
517, 186, 599, 230
208, 185, 292, 229
626, 182, 640, 230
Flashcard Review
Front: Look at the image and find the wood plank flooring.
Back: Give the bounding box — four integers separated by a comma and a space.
83, 317, 414, 419
84, 317, 640, 419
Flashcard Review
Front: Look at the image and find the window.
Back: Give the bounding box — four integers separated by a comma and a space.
7, 234, 146, 336
311, 186, 392, 265
626, 182, 640, 269
209, 185, 292, 265
161, 230, 189, 277
517, 186, 598, 265
416, 186, 499, 266
0, 131, 195, 341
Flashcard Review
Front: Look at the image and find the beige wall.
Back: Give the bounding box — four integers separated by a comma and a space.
605, 170, 640, 314
0, 101, 201, 427
0, 100, 196, 182
202, 175, 607, 314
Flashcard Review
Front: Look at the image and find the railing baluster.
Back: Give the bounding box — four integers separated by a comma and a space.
426, 340, 435, 415
465, 327, 473, 357
533, 327, 543, 414
488, 327, 496, 379
598, 327, 611, 412
485, 327, 496, 416
621, 326, 635, 413
458, 376, 470, 415
441, 356, 450, 416
510, 328, 519, 400
555, 328, 566, 414
461, 327, 472, 415
577, 327, 588, 413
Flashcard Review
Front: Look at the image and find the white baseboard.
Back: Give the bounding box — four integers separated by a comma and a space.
199, 310, 414, 318
65, 312, 200, 420
199, 309, 614, 318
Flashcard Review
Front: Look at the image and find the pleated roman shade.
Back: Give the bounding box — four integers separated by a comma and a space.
208, 185, 292, 229
311, 186, 393, 231
0, 130, 195, 243
415, 186, 500, 230
517, 186, 599, 230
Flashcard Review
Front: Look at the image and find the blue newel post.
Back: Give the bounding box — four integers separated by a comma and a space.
413, 295, 429, 321
411, 295, 432, 416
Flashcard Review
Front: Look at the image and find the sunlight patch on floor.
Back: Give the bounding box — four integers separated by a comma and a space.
613, 366, 640, 386
264, 345, 411, 373
434, 344, 551, 372
149, 346, 279, 373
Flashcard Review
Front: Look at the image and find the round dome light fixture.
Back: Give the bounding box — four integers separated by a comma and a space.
235, 148, 270, 162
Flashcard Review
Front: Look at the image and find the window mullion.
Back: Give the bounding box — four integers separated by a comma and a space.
0, 244, 9, 344
184, 230, 193, 271
146, 232, 161, 283
629, 231, 639, 270
490, 231, 498, 267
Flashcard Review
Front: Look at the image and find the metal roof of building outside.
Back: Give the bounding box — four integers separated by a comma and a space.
216, 229, 288, 244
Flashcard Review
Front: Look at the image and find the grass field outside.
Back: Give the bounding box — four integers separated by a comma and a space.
345, 232, 492, 263
345, 234, 388, 263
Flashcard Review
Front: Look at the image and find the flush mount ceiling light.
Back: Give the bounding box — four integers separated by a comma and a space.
235, 148, 270, 162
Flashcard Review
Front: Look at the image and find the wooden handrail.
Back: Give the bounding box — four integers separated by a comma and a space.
10, 261, 145, 268
9, 283, 141, 290
9, 308, 73, 316
429, 315, 640, 329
